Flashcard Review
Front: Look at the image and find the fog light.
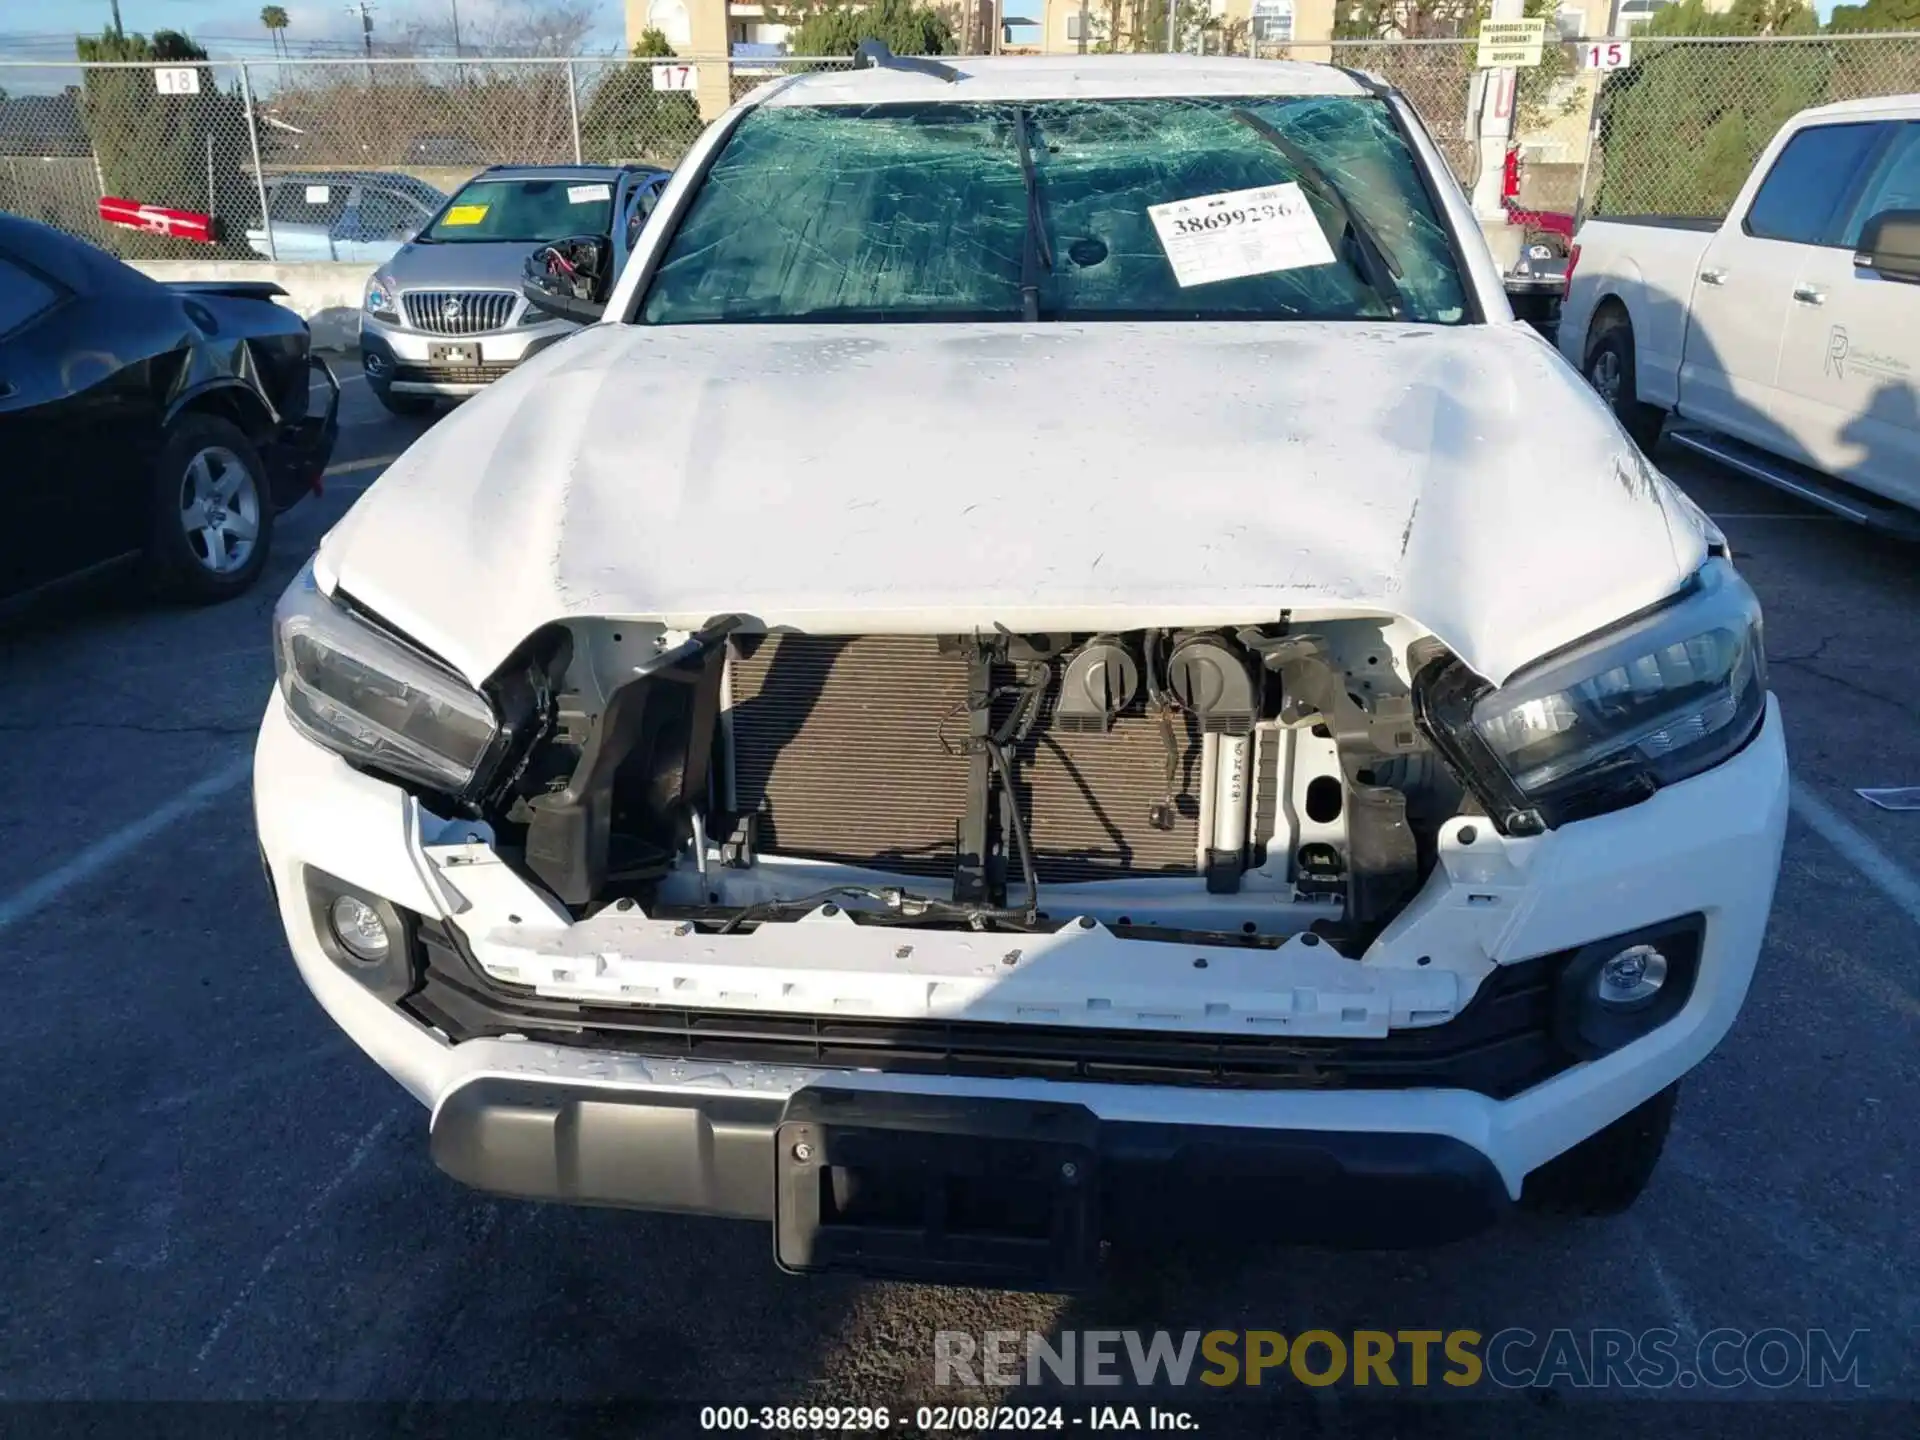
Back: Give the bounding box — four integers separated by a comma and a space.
1550, 915, 1703, 1060
1596, 944, 1668, 1008
328, 893, 391, 963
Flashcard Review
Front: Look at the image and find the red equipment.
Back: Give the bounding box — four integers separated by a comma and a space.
97, 196, 223, 245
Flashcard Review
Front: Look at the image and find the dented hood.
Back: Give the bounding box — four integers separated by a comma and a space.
321, 320, 1709, 685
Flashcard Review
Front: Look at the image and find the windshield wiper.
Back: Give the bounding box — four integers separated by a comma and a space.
1013, 108, 1055, 323
1229, 109, 1406, 320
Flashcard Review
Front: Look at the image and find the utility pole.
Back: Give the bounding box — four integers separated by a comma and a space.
449, 0, 463, 57
346, 1, 375, 57
346, 1, 375, 86
108, 0, 123, 38
1078, 0, 1088, 54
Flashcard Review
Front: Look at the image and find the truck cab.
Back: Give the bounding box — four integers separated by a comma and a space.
1562, 95, 1920, 525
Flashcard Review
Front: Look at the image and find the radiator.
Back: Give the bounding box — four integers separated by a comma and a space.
726, 636, 1202, 884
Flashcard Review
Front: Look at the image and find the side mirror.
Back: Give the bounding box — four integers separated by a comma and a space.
1854, 209, 1920, 284
522, 234, 613, 323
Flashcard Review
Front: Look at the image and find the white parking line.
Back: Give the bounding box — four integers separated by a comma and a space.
1636, 1219, 1700, 1338
191, 1107, 401, 1369
0, 753, 253, 937
1790, 781, 1920, 931
323, 454, 401, 477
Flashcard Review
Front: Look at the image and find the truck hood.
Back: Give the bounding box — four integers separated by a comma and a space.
321, 320, 1711, 686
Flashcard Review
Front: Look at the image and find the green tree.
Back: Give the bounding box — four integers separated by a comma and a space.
578, 31, 703, 167
631, 25, 675, 58
1646, 0, 1816, 33
1828, 0, 1920, 32
1594, 0, 1831, 218
74, 28, 257, 258
783, 0, 957, 56
260, 5, 290, 57
1733, 0, 1819, 32
1333, 0, 1476, 39
1095, 0, 1220, 52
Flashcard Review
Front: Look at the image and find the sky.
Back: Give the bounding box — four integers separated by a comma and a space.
0, 0, 629, 59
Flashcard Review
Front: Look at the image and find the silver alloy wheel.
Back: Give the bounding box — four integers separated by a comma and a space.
1589, 347, 1623, 407
178, 445, 261, 576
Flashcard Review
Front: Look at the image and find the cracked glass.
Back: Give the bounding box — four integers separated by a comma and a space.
639, 96, 1469, 325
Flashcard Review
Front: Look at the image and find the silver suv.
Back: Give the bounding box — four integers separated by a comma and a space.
358, 163, 669, 414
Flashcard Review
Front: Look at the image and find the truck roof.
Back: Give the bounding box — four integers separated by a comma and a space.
757, 55, 1376, 109
1791, 92, 1920, 123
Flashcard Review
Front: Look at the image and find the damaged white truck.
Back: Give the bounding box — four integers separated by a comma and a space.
255, 50, 1787, 1289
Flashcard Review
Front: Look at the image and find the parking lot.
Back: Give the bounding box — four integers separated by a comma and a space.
0, 355, 1916, 1426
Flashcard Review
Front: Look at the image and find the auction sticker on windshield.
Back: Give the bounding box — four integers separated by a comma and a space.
442, 204, 489, 226
568, 184, 611, 204
1148, 182, 1336, 288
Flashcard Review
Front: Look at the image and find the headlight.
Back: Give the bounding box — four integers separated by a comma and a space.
1416, 559, 1766, 831
273, 563, 499, 796
364, 271, 398, 318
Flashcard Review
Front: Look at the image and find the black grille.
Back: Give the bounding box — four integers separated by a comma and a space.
406, 918, 1578, 1100
726, 636, 1204, 885
401, 288, 517, 335
392, 362, 518, 386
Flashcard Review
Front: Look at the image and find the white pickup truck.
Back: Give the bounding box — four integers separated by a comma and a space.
1561, 95, 1920, 528
256, 48, 1787, 1290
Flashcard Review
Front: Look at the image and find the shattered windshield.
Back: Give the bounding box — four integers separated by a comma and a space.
639, 96, 1469, 325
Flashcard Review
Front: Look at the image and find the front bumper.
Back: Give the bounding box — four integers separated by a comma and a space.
255, 691, 1789, 1239
434, 1075, 1511, 1263
359, 315, 573, 396
264, 355, 340, 510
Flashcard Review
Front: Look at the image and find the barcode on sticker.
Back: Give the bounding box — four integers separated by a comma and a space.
568, 183, 611, 204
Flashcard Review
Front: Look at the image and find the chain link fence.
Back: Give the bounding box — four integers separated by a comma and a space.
5, 37, 1920, 261
0, 54, 858, 259
0, 60, 264, 257
1582, 34, 1920, 219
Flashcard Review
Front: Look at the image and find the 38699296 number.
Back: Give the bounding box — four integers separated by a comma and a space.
698, 1404, 894, 1430
1170, 203, 1285, 235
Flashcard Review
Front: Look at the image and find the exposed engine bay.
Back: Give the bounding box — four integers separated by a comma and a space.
476, 621, 1468, 953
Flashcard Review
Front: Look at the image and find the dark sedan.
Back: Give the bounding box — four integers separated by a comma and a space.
0, 213, 339, 609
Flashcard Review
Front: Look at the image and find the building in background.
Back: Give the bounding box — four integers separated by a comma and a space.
621, 0, 1659, 157
626, 0, 1004, 115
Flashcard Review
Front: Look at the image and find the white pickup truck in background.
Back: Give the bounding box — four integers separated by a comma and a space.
1561, 95, 1920, 531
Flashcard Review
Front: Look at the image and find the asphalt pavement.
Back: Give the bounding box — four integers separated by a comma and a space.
0, 359, 1915, 1432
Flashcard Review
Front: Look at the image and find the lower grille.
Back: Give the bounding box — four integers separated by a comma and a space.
393, 362, 517, 386
726, 635, 1203, 884
406, 918, 1577, 1100
400, 288, 516, 335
